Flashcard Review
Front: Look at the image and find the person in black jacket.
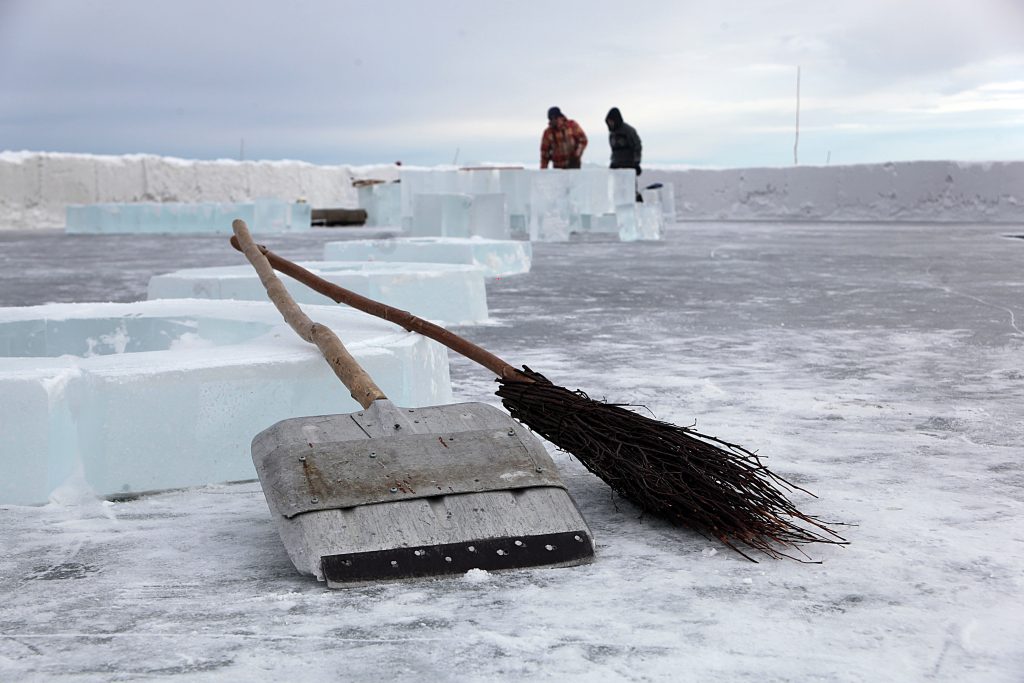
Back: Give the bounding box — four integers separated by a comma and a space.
606, 107, 643, 200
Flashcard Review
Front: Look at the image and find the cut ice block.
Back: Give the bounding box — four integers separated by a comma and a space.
650, 182, 676, 221
574, 168, 616, 217
148, 261, 489, 325
617, 203, 638, 242
611, 168, 637, 207
499, 170, 530, 238
636, 203, 664, 241
529, 170, 581, 242
468, 192, 508, 239
66, 199, 311, 234
323, 237, 531, 278
590, 213, 620, 234
357, 182, 402, 227
411, 193, 473, 237
400, 170, 459, 230
0, 299, 452, 505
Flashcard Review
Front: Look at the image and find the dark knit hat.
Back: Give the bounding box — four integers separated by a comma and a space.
547, 106, 563, 121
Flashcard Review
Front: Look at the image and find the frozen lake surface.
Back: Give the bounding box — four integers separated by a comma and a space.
1, 222, 1022, 682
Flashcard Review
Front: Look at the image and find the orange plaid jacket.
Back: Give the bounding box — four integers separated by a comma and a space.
540, 119, 588, 168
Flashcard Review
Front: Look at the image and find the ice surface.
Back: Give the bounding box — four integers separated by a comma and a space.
0, 299, 452, 505
1, 222, 1024, 681
323, 236, 532, 278
148, 261, 490, 325
2, 222, 1023, 681
66, 199, 311, 234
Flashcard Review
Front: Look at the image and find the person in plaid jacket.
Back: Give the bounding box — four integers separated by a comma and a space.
540, 106, 588, 169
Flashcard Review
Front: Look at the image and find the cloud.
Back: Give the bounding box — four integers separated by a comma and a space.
1, 0, 1022, 166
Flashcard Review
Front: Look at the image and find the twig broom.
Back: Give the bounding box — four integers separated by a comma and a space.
229, 238, 846, 561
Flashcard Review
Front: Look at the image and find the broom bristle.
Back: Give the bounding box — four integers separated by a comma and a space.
496, 367, 846, 561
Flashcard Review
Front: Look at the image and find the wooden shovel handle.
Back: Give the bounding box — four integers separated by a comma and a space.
228, 235, 530, 383
232, 219, 387, 409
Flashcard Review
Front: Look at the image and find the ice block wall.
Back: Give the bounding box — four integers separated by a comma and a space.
66, 199, 311, 234
4, 152, 1024, 230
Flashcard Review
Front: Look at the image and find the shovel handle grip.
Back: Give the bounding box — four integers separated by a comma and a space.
232, 219, 387, 409
228, 235, 530, 383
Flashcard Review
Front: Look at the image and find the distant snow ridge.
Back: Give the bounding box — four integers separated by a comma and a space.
0, 152, 403, 230
1, 151, 1022, 229
643, 160, 1024, 223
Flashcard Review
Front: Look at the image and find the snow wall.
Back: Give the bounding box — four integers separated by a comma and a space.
642, 161, 1024, 223
1, 151, 1022, 229
0, 152, 402, 230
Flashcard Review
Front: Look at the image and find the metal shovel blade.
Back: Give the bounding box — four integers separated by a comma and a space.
251, 399, 594, 587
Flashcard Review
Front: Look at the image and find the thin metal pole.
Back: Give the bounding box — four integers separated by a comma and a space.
794, 66, 801, 166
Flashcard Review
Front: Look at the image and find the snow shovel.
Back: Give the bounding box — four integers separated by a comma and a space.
233, 220, 594, 586
230, 236, 847, 561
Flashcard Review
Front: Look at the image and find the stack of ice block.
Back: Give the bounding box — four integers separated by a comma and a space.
322, 237, 532, 278
0, 300, 453, 505
66, 199, 312, 234
401, 169, 513, 239
395, 167, 660, 243
148, 261, 490, 325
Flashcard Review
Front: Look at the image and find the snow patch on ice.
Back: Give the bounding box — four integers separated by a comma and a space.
463, 568, 492, 583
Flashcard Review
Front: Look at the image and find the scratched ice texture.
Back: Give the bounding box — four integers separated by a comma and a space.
1, 218, 1022, 681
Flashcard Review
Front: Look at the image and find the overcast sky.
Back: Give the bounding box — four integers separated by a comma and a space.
1, 0, 1022, 168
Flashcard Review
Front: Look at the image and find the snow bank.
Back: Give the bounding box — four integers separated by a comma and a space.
0, 152, 403, 230
2, 151, 1022, 229
643, 161, 1024, 223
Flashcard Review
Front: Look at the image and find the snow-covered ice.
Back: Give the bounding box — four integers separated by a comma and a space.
323, 236, 532, 278
0, 299, 452, 505
148, 261, 490, 325
1, 219, 1022, 681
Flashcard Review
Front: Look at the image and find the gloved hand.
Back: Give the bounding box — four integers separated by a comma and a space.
636, 164, 642, 176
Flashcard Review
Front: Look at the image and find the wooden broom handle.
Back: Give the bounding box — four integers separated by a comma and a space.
228, 235, 530, 383
232, 219, 387, 409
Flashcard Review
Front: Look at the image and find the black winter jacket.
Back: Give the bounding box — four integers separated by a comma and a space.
606, 107, 642, 169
